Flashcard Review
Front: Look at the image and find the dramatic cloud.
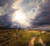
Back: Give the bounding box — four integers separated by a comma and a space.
31, 0, 50, 28
0, 0, 50, 30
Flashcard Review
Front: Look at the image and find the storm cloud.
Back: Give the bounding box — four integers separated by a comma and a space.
31, 0, 50, 27
0, 0, 50, 30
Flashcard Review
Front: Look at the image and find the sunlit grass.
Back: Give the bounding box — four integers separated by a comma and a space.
0, 29, 50, 46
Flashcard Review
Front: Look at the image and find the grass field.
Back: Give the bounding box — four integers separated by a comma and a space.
0, 29, 50, 46
9, 30, 50, 46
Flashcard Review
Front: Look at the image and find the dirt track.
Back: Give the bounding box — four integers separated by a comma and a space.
28, 37, 46, 46
28, 37, 36, 46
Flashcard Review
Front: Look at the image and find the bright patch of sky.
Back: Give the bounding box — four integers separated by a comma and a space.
0, 0, 47, 29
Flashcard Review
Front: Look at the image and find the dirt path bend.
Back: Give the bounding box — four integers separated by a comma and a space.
39, 37, 46, 46
28, 37, 36, 46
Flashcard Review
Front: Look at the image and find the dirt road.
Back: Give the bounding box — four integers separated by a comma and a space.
28, 37, 46, 46
28, 37, 36, 46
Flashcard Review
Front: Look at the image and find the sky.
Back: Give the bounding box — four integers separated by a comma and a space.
0, 0, 50, 30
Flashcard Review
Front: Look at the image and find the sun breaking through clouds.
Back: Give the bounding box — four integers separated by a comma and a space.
0, 0, 50, 30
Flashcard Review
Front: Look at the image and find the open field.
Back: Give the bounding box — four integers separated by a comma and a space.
0, 28, 50, 46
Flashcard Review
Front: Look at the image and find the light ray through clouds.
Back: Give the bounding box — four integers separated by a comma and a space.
0, 0, 50, 30
11, 10, 30, 28
10, 0, 44, 28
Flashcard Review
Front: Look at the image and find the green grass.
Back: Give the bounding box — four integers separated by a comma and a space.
9, 31, 50, 46
0, 30, 50, 46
